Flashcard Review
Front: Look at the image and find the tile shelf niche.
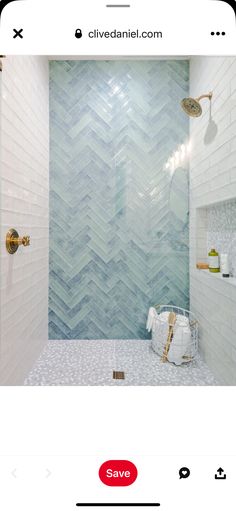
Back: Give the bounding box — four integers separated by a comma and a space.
196, 197, 236, 279
194, 269, 236, 288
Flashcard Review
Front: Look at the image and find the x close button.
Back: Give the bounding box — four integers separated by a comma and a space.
13, 28, 23, 39
99, 460, 138, 486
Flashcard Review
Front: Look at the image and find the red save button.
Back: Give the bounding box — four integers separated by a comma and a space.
99, 460, 138, 486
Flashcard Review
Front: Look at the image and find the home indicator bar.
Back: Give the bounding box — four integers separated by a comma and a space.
76, 504, 161, 508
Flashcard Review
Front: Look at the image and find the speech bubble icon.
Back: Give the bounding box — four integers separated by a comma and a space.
179, 467, 190, 479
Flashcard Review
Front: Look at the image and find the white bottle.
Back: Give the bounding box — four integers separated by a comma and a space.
220, 253, 230, 278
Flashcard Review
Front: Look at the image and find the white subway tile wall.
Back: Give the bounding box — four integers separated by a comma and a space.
190, 57, 236, 384
0, 56, 49, 385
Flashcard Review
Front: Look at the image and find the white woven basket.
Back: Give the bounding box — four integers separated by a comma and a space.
151, 304, 198, 365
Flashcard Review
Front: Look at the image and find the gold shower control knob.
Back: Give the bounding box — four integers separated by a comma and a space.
21, 235, 30, 246
6, 229, 31, 254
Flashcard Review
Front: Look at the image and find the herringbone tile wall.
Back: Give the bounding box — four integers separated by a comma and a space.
49, 60, 189, 340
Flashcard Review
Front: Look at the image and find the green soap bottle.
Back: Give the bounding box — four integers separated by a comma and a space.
208, 248, 220, 273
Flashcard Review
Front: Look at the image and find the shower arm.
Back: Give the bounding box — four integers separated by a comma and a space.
196, 92, 213, 102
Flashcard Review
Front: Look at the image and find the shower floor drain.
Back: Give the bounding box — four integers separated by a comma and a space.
113, 371, 125, 380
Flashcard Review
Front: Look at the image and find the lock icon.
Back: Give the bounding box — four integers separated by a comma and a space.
75, 28, 82, 39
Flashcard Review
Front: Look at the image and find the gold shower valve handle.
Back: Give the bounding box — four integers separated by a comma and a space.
20, 235, 30, 247
6, 229, 30, 254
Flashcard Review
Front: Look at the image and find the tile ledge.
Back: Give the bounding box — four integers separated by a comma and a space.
193, 268, 236, 287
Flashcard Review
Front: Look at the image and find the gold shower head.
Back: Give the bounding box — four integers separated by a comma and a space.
181, 92, 213, 117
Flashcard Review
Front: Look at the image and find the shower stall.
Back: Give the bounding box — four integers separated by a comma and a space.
0, 56, 236, 385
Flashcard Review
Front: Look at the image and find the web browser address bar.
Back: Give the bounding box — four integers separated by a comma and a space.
0, 0, 235, 54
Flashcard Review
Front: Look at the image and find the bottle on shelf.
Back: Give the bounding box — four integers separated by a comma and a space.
220, 253, 230, 278
208, 248, 220, 273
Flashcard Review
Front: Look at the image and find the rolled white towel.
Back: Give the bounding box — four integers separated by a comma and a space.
168, 322, 191, 365
146, 307, 158, 332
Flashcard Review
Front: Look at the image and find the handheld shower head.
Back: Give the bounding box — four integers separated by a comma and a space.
181, 92, 213, 117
